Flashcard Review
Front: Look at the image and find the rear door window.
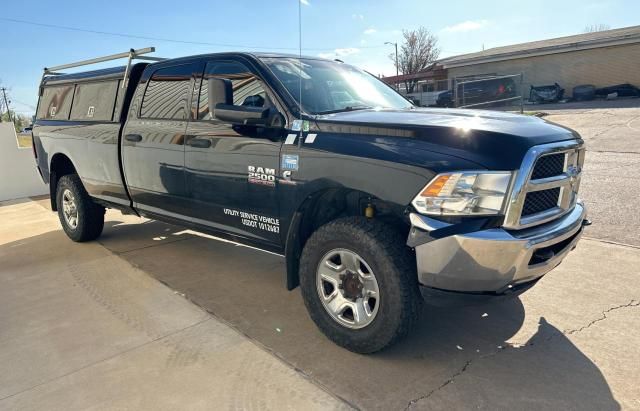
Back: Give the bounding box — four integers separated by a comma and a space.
140, 64, 194, 120
70, 81, 119, 121
37, 85, 74, 120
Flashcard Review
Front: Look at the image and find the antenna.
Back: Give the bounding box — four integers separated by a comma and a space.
298, 0, 303, 143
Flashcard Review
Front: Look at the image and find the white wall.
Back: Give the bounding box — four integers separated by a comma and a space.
447, 43, 640, 99
406, 91, 442, 107
0, 123, 48, 201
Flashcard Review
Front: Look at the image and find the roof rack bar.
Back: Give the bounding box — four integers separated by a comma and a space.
122, 49, 136, 90
44, 47, 158, 74
136, 56, 166, 62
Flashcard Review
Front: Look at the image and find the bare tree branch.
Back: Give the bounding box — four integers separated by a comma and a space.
584, 24, 611, 33
389, 27, 440, 93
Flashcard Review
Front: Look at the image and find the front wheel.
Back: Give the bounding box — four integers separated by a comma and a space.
299, 217, 422, 353
56, 174, 105, 242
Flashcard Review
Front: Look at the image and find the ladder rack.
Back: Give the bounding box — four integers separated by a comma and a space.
42, 47, 166, 89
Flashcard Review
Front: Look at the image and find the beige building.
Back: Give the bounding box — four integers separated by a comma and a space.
439, 25, 640, 99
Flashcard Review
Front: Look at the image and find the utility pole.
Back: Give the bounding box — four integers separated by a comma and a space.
1, 88, 12, 123
385, 42, 399, 91
0, 89, 4, 122
394, 42, 399, 91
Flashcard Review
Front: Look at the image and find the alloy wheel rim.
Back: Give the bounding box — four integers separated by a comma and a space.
62, 189, 78, 229
316, 248, 380, 329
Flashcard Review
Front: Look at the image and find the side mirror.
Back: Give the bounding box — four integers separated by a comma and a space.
214, 103, 282, 128
213, 103, 268, 125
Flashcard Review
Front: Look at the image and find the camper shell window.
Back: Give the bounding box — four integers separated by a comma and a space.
70, 80, 120, 121
37, 85, 75, 120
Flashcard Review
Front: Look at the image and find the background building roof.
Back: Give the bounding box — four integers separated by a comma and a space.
380, 64, 447, 84
440, 25, 640, 68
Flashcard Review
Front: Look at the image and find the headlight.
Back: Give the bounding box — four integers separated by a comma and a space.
412, 171, 512, 216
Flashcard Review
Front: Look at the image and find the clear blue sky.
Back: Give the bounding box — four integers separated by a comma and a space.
1, 0, 638, 115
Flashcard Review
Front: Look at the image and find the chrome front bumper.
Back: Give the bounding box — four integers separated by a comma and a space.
409, 202, 587, 294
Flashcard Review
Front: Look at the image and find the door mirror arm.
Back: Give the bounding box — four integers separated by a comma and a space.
213, 104, 285, 141
214, 103, 283, 128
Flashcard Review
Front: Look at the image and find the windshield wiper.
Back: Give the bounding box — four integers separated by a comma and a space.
315, 105, 373, 115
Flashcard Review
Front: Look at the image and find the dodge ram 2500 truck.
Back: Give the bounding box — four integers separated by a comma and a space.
32, 48, 589, 353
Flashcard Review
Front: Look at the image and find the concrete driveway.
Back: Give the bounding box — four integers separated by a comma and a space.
1, 105, 639, 410
0, 200, 348, 411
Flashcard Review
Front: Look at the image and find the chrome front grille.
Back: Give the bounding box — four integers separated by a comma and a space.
504, 140, 585, 229
531, 153, 565, 179
522, 187, 561, 216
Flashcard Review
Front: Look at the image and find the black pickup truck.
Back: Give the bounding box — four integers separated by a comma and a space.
33, 49, 588, 353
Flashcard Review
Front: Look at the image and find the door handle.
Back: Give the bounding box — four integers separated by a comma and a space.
125, 134, 142, 142
186, 138, 212, 148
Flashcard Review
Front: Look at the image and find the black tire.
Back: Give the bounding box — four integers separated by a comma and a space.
56, 174, 105, 242
572, 84, 596, 101
299, 217, 422, 354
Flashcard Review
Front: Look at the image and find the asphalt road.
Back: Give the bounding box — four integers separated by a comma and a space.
2, 103, 639, 410
544, 105, 640, 247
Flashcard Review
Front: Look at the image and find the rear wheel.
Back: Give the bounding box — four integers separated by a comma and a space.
56, 174, 105, 242
299, 217, 422, 353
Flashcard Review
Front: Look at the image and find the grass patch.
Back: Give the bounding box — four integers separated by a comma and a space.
17, 134, 32, 148
521, 111, 548, 117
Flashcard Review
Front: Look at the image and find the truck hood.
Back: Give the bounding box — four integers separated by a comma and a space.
314, 108, 579, 170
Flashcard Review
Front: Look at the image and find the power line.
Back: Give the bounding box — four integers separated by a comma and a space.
0, 17, 387, 52
10, 99, 36, 111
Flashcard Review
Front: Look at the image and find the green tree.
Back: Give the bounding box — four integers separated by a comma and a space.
1, 110, 29, 132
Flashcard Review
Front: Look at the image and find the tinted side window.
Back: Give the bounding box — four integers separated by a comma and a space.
37, 85, 74, 120
197, 61, 267, 120
140, 65, 193, 120
70, 81, 119, 121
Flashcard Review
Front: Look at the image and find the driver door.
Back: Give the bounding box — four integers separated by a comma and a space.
184, 58, 283, 245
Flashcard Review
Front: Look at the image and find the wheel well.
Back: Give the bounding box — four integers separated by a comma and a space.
49, 154, 77, 211
284, 188, 408, 290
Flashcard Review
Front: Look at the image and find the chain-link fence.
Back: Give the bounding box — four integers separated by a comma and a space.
405, 79, 451, 107
452, 73, 524, 112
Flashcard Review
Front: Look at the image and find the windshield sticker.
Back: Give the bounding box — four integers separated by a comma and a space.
302, 120, 310, 132
284, 133, 297, 145
291, 120, 303, 131
223, 208, 280, 234
248, 165, 276, 187
305, 133, 317, 144
282, 154, 299, 171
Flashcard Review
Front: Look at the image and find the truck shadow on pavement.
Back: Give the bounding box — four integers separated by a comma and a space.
2, 218, 618, 410
93, 219, 621, 410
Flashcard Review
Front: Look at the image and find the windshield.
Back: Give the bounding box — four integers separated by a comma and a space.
260, 57, 412, 115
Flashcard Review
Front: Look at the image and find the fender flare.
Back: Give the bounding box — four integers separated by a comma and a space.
48, 151, 77, 211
